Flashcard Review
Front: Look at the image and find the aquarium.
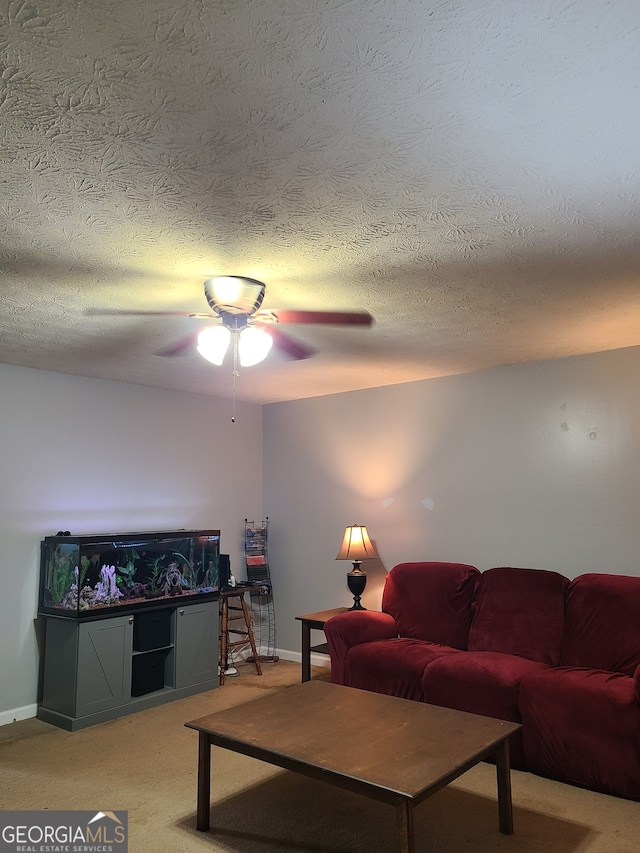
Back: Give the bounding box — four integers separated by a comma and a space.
39, 530, 221, 619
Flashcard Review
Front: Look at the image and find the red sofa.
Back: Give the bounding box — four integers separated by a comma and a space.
324, 561, 640, 801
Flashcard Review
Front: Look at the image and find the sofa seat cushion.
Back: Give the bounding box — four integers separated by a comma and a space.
345, 638, 462, 701
421, 651, 550, 769
468, 567, 568, 665
520, 667, 640, 801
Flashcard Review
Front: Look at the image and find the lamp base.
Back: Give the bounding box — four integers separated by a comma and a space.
347, 568, 367, 611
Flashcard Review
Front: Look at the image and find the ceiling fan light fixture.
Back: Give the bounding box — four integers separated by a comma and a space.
239, 326, 273, 366
197, 325, 231, 365
204, 276, 266, 316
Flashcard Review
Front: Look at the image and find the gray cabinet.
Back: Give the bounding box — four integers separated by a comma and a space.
38, 601, 219, 731
175, 601, 218, 688
77, 615, 134, 716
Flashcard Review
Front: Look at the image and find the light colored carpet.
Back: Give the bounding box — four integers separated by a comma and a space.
1, 660, 638, 852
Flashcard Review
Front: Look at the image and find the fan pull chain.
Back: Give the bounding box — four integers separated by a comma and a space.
231, 325, 239, 423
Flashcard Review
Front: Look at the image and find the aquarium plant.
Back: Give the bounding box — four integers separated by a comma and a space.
49, 546, 78, 605
115, 549, 139, 591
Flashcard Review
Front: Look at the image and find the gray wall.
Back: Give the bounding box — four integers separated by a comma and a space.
3, 345, 640, 719
264, 347, 640, 657
0, 364, 263, 722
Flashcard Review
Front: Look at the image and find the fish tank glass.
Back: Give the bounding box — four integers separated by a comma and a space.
39, 530, 221, 619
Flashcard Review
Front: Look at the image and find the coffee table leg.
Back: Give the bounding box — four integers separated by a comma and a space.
396, 800, 415, 853
196, 731, 211, 831
495, 738, 514, 835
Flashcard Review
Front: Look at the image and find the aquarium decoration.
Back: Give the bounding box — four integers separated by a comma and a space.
39, 529, 221, 619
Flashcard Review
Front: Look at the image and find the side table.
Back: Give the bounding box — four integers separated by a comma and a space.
295, 607, 348, 682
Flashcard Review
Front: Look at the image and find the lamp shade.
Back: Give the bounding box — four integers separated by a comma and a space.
335, 525, 378, 562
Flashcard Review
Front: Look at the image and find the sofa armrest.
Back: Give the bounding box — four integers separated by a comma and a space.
324, 611, 398, 684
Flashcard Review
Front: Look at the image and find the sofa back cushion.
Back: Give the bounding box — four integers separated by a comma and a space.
560, 573, 640, 676
468, 566, 569, 665
382, 562, 480, 649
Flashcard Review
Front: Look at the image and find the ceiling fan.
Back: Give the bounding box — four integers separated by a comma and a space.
90, 276, 374, 367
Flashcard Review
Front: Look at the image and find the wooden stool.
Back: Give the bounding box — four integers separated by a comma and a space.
219, 590, 262, 685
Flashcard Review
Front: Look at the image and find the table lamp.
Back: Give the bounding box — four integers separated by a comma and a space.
336, 524, 379, 610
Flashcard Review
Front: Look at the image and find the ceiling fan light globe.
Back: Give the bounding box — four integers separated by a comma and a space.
197, 326, 230, 365
239, 326, 273, 366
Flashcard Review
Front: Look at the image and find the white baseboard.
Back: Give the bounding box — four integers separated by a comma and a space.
0, 703, 37, 727
275, 648, 331, 668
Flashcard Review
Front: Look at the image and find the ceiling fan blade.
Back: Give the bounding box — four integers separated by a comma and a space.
154, 329, 203, 357
268, 327, 316, 360
86, 308, 213, 319
268, 309, 373, 326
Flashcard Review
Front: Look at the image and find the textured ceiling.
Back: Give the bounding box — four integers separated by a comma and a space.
2, 1, 640, 404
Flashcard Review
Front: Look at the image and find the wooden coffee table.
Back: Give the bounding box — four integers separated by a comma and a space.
185, 680, 521, 853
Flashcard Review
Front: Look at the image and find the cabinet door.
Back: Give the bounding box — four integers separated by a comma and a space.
175, 601, 218, 689
76, 615, 133, 716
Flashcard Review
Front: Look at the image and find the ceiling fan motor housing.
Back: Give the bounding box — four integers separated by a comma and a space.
204, 276, 266, 317
219, 311, 250, 330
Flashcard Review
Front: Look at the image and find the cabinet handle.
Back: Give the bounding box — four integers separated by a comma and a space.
179, 609, 184, 615
128, 617, 133, 625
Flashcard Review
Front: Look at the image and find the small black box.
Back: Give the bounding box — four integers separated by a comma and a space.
133, 609, 172, 652
219, 554, 230, 588
131, 650, 169, 696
